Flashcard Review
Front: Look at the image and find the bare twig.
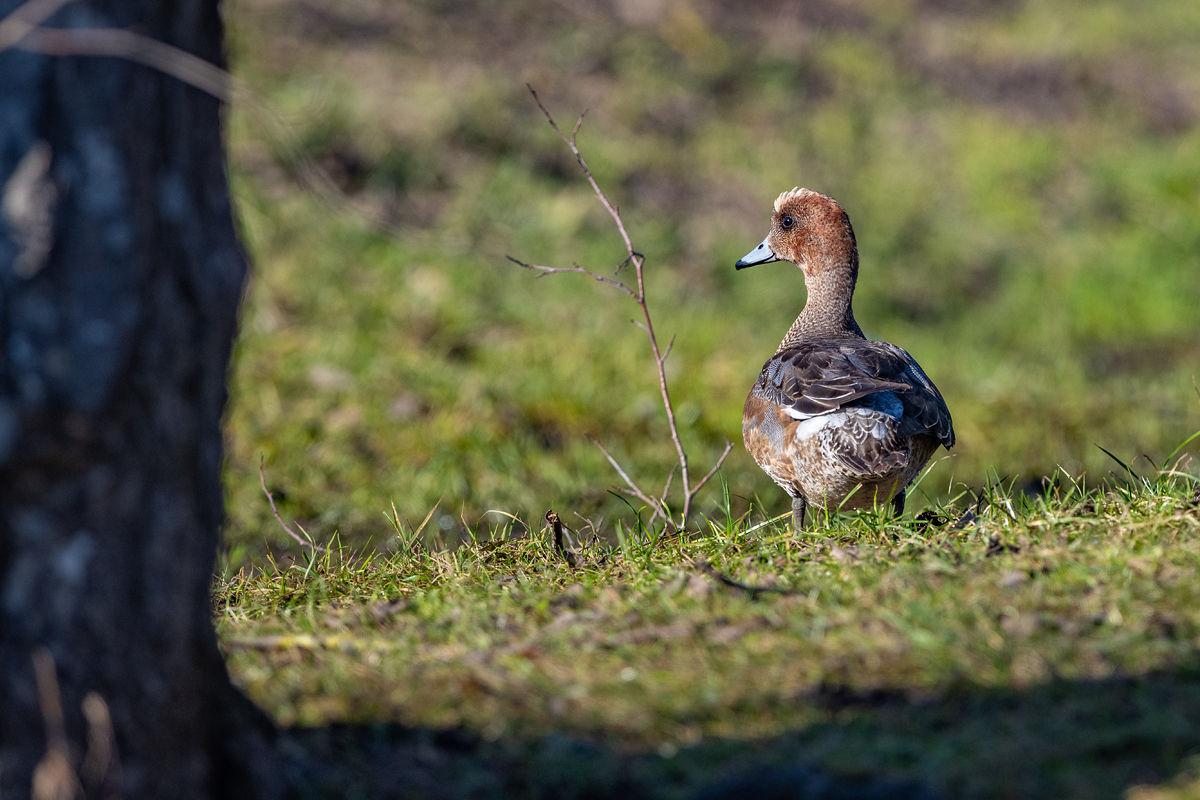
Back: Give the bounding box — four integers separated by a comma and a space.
0, 0, 71, 51
19, 26, 232, 98
527, 85, 633, 255
505, 256, 637, 298
661, 334, 676, 363
259, 455, 326, 553
692, 439, 735, 499
571, 110, 587, 140
513, 86, 733, 524
525, 88, 688, 497
588, 436, 666, 518
658, 465, 677, 515
572, 511, 603, 545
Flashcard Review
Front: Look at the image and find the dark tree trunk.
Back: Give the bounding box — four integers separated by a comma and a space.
0, 1, 280, 796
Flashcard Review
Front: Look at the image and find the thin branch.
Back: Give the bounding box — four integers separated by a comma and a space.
588, 436, 664, 516
527, 84, 633, 256
0, 0, 72, 51
259, 455, 326, 552
659, 465, 676, 506
691, 438, 734, 498
19, 26, 232, 99
661, 334, 676, 364
655, 465, 678, 527
506, 255, 638, 298
572, 511, 602, 544
519, 86, 738, 524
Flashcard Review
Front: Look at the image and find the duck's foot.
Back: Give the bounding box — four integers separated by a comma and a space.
891, 488, 906, 517
791, 497, 807, 531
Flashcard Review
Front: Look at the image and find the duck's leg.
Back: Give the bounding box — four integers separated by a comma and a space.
791, 496, 807, 531
891, 488, 906, 517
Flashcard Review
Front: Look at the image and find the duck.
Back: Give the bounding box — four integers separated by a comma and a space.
736, 188, 954, 530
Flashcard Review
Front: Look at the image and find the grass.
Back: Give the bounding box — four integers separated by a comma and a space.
211, 0, 1200, 795
219, 0, 1200, 561
217, 464, 1200, 798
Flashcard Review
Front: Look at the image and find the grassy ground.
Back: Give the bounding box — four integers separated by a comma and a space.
218, 470, 1200, 798
213, 0, 1200, 795
219, 0, 1200, 562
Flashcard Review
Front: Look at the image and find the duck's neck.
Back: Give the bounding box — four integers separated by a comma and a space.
777, 268, 863, 351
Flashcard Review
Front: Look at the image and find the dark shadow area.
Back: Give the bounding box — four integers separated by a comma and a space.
278, 722, 941, 800
276, 660, 1200, 799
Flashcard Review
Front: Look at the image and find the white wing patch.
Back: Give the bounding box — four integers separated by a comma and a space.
782, 407, 829, 422
791, 408, 891, 442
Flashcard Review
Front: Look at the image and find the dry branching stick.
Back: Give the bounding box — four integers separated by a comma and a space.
586, 435, 667, 519
511, 85, 732, 525
259, 455, 326, 553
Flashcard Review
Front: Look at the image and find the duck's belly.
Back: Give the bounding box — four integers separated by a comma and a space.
743, 397, 937, 511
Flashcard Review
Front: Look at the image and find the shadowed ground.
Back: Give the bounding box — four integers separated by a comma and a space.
271, 658, 1200, 799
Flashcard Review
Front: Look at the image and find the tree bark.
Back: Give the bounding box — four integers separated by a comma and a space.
0, 1, 280, 796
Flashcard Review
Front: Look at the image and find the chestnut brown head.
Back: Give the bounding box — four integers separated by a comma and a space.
735, 188, 858, 280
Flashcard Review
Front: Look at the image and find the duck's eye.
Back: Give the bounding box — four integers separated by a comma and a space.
781, 215, 795, 229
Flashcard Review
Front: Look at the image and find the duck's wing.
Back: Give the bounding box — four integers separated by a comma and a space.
870, 341, 955, 448
751, 343, 907, 417
750, 339, 955, 449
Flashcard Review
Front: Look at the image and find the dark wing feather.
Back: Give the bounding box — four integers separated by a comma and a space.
752, 339, 955, 448
753, 344, 909, 416
871, 341, 955, 448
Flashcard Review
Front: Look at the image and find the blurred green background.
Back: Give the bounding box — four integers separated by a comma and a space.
220, 0, 1200, 561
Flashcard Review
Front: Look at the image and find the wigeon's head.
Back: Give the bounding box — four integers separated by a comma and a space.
735, 188, 858, 280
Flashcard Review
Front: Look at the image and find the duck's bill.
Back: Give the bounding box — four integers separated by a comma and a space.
735, 236, 779, 269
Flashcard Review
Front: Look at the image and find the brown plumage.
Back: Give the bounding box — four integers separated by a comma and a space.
736, 188, 954, 530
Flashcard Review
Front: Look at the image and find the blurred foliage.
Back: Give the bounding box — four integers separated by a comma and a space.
220, 0, 1200, 557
